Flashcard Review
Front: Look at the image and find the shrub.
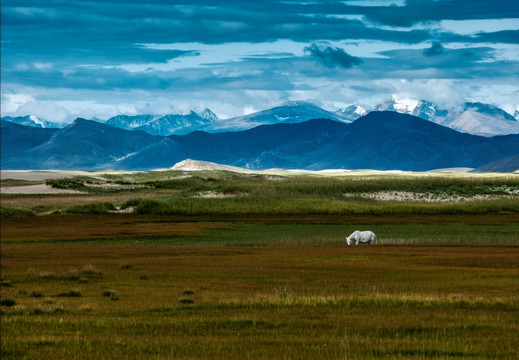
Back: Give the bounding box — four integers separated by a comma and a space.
46, 178, 86, 190
64, 202, 115, 214
1, 280, 13, 287
1, 298, 17, 306
0, 205, 35, 218
32, 303, 65, 315
56, 290, 82, 297
30, 291, 43, 298
102, 290, 119, 300
179, 298, 195, 304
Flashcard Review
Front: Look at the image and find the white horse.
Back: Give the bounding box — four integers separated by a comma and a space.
346, 230, 377, 245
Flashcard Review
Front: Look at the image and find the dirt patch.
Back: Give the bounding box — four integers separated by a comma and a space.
1, 184, 82, 195
0, 171, 75, 181
195, 191, 241, 198
346, 191, 518, 203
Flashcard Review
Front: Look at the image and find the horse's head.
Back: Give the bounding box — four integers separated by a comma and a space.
346, 236, 352, 246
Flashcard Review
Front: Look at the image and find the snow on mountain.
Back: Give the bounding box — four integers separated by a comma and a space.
105, 114, 159, 130
335, 105, 368, 121
411, 100, 449, 122
5, 100, 517, 138
423, 102, 519, 137
29, 115, 44, 127
343, 98, 448, 123
464, 102, 516, 122
365, 98, 518, 136
200, 108, 219, 122
443, 108, 519, 137
104, 109, 220, 136
4, 114, 518, 171
135, 111, 214, 136
373, 96, 418, 114
201, 101, 352, 132
1, 115, 58, 128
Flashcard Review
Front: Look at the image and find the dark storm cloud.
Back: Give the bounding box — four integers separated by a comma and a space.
357, 0, 519, 27
368, 46, 519, 80
3, 0, 514, 71
1, 1, 433, 48
423, 42, 445, 57
473, 30, 519, 44
1, 46, 199, 69
304, 43, 362, 68
1, 0, 517, 120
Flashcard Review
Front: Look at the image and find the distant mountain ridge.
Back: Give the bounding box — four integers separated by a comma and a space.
2, 99, 518, 137
1, 115, 58, 129
104, 109, 219, 136
2, 112, 518, 172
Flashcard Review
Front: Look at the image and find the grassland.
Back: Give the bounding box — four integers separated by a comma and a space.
1, 170, 519, 359
1, 245, 518, 359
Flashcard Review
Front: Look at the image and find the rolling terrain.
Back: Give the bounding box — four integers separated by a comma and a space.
2, 112, 519, 171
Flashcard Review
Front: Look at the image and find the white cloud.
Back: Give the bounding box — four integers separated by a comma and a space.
440, 18, 519, 36
376, 79, 466, 109
1, 92, 37, 114
15, 101, 72, 124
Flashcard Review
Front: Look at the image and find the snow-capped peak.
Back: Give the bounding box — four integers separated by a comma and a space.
199, 108, 219, 122
353, 105, 368, 116
373, 96, 418, 114
411, 100, 449, 122
0, 114, 58, 128
390, 95, 419, 113
29, 115, 45, 127
337, 104, 367, 116
336, 104, 368, 121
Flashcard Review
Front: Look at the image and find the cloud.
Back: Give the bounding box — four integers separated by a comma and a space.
423, 42, 444, 57
1, 1, 517, 121
13, 100, 72, 124
473, 30, 519, 44
360, 0, 519, 27
304, 43, 362, 68
374, 46, 501, 76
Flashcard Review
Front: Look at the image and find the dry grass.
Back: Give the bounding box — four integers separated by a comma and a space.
1, 244, 518, 359
2, 244, 518, 309
0, 214, 230, 243
0, 191, 176, 214
1, 172, 519, 358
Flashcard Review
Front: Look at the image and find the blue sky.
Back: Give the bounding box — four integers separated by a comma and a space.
1, 0, 518, 123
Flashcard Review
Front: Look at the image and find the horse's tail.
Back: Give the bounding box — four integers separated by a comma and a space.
373, 234, 377, 244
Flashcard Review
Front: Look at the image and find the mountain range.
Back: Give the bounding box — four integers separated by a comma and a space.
3, 99, 518, 137
2, 111, 518, 172
1, 115, 58, 129
104, 109, 219, 136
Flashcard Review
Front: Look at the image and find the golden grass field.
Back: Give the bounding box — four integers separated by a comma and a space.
1, 171, 519, 359
1, 241, 519, 359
